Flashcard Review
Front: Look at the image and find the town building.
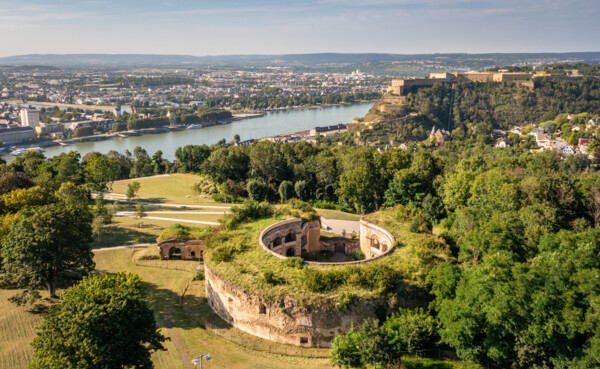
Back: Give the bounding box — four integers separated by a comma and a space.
20, 108, 40, 128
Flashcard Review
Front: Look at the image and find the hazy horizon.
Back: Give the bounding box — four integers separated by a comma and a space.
2, 0, 599, 58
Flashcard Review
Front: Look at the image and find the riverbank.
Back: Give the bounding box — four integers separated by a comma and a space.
2, 102, 373, 161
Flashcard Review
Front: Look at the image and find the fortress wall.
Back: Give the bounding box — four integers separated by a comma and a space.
359, 219, 395, 259
204, 265, 379, 347
378, 104, 408, 114
157, 239, 204, 259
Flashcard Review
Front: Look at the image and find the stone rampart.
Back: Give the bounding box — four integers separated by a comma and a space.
204, 265, 380, 347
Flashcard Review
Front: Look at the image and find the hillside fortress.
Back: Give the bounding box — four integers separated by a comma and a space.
204, 218, 396, 347
388, 71, 582, 96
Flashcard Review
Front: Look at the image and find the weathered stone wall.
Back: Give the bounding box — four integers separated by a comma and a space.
378, 104, 408, 115
319, 237, 360, 255
261, 218, 395, 263
260, 218, 321, 257
204, 265, 380, 347
158, 239, 204, 259
359, 219, 395, 259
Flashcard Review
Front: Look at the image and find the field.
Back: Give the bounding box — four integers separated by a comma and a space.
110, 174, 225, 206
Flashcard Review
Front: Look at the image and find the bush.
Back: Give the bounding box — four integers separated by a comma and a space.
158, 223, 211, 242
220, 199, 272, 230
336, 291, 355, 310
284, 257, 305, 269
246, 179, 268, 202
330, 326, 362, 368
383, 308, 439, 352
262, 270, 284, 285
193, 271, 205, 281
350, 250, 365, 261
302, 268, 346, 292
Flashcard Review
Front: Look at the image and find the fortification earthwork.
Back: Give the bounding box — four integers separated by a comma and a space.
204, 215, 397, 347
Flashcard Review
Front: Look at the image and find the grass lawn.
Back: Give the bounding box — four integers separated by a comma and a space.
0, 289, 50, 369
110, 173, 226, 206
315, 208, 363, 221
93, 216, 171, 248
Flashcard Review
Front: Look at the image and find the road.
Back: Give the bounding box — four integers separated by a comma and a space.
95, 192, 232, 209
320, 217, 360, 236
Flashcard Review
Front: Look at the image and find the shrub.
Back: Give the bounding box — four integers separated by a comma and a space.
302, 268, 346, 292
311, 199, 336, 209
284, 257, 305, 269
350, 250, 365, 261
262, 270, 284, 285
220, 199, 272, 230
330, 326, 362, 368
383, 308, 439, 352
193, 271, 205, 281
246, 179, 268, 202
336, 292, 355, 310
158, 223, 211, 242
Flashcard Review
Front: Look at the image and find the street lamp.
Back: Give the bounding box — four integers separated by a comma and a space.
192, 353, 211, 368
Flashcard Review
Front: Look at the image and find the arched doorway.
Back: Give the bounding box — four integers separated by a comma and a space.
286, 248, 295, 257
169, 247, 182, 260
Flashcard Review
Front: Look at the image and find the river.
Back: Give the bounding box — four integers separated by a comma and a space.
6, 103, 372, 161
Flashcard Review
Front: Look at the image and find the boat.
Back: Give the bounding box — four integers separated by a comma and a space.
10, 146, 44, 156
186, 124, 204, 129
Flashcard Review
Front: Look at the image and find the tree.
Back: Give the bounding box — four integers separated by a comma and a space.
73, 126, 94, 137
357, 319, 393, 367
246, 179, 268, 202
30, 273, 167, 369
0, 204, 94, 299
330, 326, 362, 368
234, 133, 241, 143
336, 167, 378, 213
278, 180, 294, 203
111, 122, 127, 132
127, 181, 141, 200
152, 150, 166, 174
135, 203, 147, 228
0, 171, 34, 195
92, 215, 104, 243
83, 154, 120, 191
384, 308, 439, 353
294, 180, 311, 201
130, 146, 153, 178
175, 144, 210, 173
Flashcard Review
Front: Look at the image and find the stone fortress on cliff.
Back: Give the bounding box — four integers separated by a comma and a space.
386, 71, 583, 100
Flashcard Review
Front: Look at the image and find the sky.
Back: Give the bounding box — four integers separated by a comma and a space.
1, 0, 599, 57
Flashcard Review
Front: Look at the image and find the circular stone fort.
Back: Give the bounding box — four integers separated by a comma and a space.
204, 216, 396, 347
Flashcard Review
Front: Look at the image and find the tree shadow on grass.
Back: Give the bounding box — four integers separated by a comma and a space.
93, 224, 161, 248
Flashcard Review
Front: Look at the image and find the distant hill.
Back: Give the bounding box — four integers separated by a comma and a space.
1, 52, 600, 69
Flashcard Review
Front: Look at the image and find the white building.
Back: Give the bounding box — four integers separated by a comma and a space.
20, 108, 40, 128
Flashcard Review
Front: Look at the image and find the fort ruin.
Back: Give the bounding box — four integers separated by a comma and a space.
204, 217, 396, 347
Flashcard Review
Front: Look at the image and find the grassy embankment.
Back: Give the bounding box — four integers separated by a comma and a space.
204, 205, 452, 304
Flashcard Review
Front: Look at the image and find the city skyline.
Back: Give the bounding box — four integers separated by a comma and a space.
2, 0, 599, 58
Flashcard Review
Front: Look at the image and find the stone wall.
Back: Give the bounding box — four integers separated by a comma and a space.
319, 237, 360, 255
359, 219, 395, 259
260, 218, 321, 257
157, 239, 204, 260
260, 218, 395, 264
204, 265, 380, 347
